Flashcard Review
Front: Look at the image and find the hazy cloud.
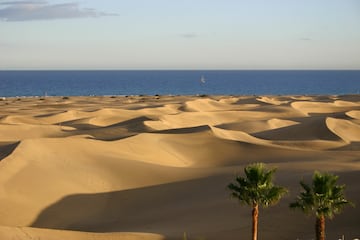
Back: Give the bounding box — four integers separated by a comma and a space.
0, 1, 47, 5
180, 33, 199, 39
300, 37, 312, 41
0, 1, 118, 21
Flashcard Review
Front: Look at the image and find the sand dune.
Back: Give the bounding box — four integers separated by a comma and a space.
291, 100, 358, 115
256, 96, 290, 105
346, 110, 360, 120
214, 118, 298, 133
183, 98, 243, 112
87, 109, 143, 127
0, 95, 359, 240
0, 124, 69, 141
253, 116, 341, 141
211, 125, 346, 151
36, 110, 89, 124
146, 107, 304, 131
0, 136, 214, 225
326, 117, 360, 143
0, 141, 19, 161
334, 100, 360, 107
0, 115, 43, 125
0, 226, 165, 240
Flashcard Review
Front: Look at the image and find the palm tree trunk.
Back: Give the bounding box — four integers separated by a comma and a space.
315, 215, 325, 240
252, 203, 259, 240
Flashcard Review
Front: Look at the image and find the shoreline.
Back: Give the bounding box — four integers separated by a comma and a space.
1, 93, 359, 99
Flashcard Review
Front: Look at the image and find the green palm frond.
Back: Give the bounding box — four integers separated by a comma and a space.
228, 163, 287, 208
290, 171, 353, 219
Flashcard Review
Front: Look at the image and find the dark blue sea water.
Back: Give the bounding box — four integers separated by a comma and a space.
0, 70, 359, 97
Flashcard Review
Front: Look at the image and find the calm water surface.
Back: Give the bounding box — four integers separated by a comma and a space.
0, 70, 359, 97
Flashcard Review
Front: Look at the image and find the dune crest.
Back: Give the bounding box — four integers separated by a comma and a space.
210, 125, 272, 146
256, 96, 290, 105
184, 98, 237, 112
267, 118, 298, 129
291, 100, 357, 115
36, 110, 87, 124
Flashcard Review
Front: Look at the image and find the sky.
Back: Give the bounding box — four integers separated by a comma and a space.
0, 0, 359, 70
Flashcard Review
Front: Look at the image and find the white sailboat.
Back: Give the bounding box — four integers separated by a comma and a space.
200, 75, 206, 83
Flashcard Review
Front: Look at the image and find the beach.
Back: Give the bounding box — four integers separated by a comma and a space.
0, 94, 359, 240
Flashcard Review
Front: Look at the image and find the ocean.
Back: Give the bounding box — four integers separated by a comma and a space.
0, 70, 359, 97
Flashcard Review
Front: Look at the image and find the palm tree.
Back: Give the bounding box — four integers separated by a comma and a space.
289, 171, 353, 240
227, 163, 287, 240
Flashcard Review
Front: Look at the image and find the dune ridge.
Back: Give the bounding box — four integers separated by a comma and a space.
0, 95, 359, 240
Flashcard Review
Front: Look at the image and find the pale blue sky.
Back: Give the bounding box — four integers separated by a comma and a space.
0, 0, 359, 69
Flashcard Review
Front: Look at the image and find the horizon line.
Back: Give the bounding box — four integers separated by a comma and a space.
1, 68, 360, 71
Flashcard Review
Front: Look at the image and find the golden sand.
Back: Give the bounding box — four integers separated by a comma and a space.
0, 95, 359, 239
